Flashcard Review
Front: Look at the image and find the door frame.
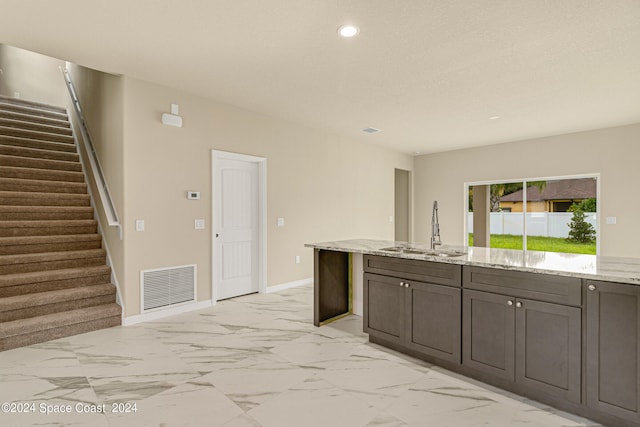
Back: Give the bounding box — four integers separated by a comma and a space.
211, 150, 267, 303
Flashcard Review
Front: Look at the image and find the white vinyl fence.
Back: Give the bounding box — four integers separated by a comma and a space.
468, 212, 597, 238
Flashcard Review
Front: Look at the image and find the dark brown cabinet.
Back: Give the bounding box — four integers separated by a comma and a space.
363, 255, 462, 364
462, 268, 582, 404
586, 280, 640, 424
364, 272, 461, 363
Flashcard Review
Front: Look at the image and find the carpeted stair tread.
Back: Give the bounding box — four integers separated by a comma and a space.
0, 249, 106, 274
0, 206, 94, 220
0, 265, 111, 288
0, 101, 67, 121
0, 283, 116, 322
0, 117, 72, 136
0, 96, 66, 114
0, 154, 81, 172
0, 165, 85, 182
0, 220, 97, 237
0, 144, 79, 162
0, 234, 102, 255
0, 177, 87, 194
0, 125, 74, 144
0, 191, 91, 208
0, 304, 121, 351
0, 135, 78, 153
0, 109, 70, 128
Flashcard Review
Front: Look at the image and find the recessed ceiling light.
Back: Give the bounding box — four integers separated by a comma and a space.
489, 115, 501, 120
338, 24, 359, 38
414, 151, 422, 155
361, 127, 380, 134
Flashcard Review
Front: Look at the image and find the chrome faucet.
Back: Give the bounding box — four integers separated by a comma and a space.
431, 200, 442, 250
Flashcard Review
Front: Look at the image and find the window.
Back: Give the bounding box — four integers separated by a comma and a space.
466, 175, 598, 255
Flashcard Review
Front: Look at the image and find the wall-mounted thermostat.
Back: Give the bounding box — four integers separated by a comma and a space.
187, 191, 200, 200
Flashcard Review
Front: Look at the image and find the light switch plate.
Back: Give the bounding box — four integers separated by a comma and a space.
194, 219, 205, 230
135, 219, 145, 232
277, 218, 285, 227
187, 191, 200, 200
606, 216, 617, 225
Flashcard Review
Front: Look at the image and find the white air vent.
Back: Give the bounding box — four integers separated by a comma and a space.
141, 264, 196, 312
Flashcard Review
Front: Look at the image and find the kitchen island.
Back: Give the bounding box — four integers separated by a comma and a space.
305, 239, 640, 427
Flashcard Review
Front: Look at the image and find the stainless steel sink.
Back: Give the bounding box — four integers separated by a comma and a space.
436, 250, 467, 257
379, 246, 466, 257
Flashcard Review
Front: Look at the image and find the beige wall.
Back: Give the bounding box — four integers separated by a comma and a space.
0, 44, 66, 106
120, 77, 413, 316
414, 123, 640, 258
66, 64, 125, 296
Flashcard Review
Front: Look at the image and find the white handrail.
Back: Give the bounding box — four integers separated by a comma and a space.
60, 66, 122, 239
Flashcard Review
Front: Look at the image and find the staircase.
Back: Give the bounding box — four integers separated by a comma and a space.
0, 95, 121, 351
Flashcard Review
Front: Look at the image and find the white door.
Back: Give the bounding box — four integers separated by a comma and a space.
213, 155, 260, 300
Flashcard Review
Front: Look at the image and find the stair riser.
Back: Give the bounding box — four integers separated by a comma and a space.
0, 315, 121, 351
0, 293, 116, 323
0, 211, 94, 221
0, 98, 66, 115
0, 194, 91, 207
0, 240, 102, 256
0, 155, 81, 172
0, 225, 97, 237
0, 119, 72, 136
0, 180, 87, 194
0, 104, 67, 122
0, 145, 79, 162
0, 111, 70, 128
0, 136, 77, 153
0, 273, 111, 298
0, 126, 74, 144
0, 256, 106, 275
0, 166, 85, 183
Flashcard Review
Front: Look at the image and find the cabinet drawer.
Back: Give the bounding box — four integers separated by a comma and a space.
463, 266, 581, 306
364, 255, 461, 287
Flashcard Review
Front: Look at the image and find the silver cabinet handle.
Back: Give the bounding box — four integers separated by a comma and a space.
588, 284, 596, 291
507, 300, 513, 306
516, 301, 522, 308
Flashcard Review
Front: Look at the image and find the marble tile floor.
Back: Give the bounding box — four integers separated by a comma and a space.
0, 284, 601, 427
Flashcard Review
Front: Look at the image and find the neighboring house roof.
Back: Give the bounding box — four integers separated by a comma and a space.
500, 178, 596, 202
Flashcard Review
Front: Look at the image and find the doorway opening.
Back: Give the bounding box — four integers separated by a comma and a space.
395, 169, 411, 242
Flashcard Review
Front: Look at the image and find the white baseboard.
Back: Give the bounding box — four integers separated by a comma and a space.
266, 277, 312, 293
123, 299, 214, 326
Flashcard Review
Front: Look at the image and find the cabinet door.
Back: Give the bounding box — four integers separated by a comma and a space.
407, 281, 461, 363
515, 299, 581, 403
363, 273, 405, 345
586, 280, 640, 423
463, 289, 515, 381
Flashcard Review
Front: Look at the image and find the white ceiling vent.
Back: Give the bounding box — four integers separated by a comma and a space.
361, 127, 381, 134
141, 264, 196, 312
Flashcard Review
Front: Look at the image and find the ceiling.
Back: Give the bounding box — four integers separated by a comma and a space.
1, 0, 639, 155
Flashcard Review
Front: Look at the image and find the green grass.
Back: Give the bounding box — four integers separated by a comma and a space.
469, 234, 596, 255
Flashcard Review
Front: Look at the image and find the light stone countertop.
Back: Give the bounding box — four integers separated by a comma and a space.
305, 238, 640, 286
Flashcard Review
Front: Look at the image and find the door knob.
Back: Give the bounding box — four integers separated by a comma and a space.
516, 301, 522, 308
588, 284, 596, 291
405, 282, 410, 288
507, 300, 513, 306
399, 282, 405, 287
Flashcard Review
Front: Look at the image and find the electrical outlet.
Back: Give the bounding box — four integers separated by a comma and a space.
295, 255, 301, 264
277, 218, 285, 227
135, 219, 145, 232
194, 219, 205, 229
